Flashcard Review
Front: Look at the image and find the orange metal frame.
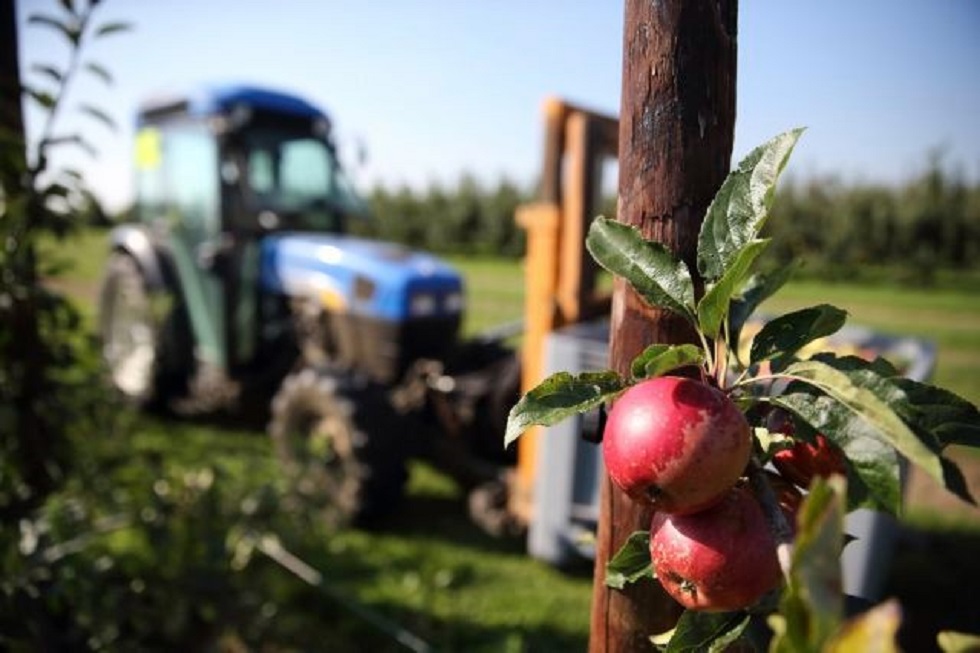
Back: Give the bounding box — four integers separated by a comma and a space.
510, 97, 618, 524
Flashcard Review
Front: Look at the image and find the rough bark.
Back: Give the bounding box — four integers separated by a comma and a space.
589, 1, 738, 650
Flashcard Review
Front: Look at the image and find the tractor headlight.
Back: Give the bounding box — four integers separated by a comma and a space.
444, 291, 464, 313
409, 293, 437, 317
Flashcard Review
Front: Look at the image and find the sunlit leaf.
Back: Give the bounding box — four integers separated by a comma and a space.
825, 599, 902, 652
775, 391, 901, 512
697, 128, 805, 280
650, 627, 675, 651
937, 630, 980, 653
586, 216, 696, 323
504, 371, 626, 448
769, 475, 846, 653
749, 305, 847, 365
630, 344, 704, 381
605, 531, 653, 590
697, 238, 769, 340
783, 360, 946, 486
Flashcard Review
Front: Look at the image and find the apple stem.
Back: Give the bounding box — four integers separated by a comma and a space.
747, 458, 794, 581
714, 337, 728, 388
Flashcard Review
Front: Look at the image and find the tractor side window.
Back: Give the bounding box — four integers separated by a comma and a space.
164, 126, 220, 239
249, 150, 275, 195
280, 139, 330, 205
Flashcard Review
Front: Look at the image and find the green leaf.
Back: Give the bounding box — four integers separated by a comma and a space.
788, 354, 976, 506
83, 61, 113, 86
825, 599, 902, 652
504, 371, 626, 448
729, 263, 797, 358
697, 128, 805, 280
749, 304, 847, 365
630, 344, 705, 381
697, 239, 769, 339
586, 216, 696, 323
663, 610, 750, 653
770, 475, 846, 653
938, 630, 980, 653
24, 87, 56, 110
94, 21, 133, 38
30, 63, 63, 85
78, 103, 117, 132
28, 13, 80, 45
893, 378, 980, 449
605, 531, 653, 590
773, 392, 902, 513
779, 359, 946, 492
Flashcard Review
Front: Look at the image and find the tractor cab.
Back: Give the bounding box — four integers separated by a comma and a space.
136, 84, 367, 235
102, 85, 464, 411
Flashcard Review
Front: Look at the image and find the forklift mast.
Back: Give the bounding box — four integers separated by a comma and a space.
510, 98, 619, 526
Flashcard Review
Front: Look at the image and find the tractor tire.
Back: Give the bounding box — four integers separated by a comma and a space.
98, 252, 189, 410
269, 368, 408, 526
470, 351, 521, 465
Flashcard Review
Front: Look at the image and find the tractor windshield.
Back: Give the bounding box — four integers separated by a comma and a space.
242, 125, 368, 232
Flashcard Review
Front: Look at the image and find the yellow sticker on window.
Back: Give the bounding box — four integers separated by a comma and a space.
135, 128, 161, 170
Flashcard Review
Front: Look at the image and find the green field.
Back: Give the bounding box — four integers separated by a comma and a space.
50, 230, 980, 406
42, 228, 980, 649
448, 254, 980, 406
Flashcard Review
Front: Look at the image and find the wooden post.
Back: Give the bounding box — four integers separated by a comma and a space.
589, 1, 737, 650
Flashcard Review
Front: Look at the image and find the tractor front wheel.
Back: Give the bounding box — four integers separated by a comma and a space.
99, 253, 188, 409
269, 368, 408, 526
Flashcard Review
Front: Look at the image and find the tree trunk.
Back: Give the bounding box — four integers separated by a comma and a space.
0, 0, 54, 519
588, 2, 737, 650
0, 0, 24, 159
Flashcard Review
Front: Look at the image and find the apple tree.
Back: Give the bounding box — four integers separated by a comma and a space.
505, 129, 980, 651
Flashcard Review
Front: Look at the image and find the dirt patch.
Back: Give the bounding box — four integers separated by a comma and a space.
904, 446, 980, 525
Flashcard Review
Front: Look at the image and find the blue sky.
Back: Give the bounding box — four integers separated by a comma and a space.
16, 1, 980, 213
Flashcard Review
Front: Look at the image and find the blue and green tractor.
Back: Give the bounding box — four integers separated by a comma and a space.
99, 85, 520, 527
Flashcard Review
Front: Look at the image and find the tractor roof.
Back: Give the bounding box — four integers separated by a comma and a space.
138, 84, 328, 125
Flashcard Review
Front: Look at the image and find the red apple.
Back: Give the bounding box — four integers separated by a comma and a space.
649, 485, 783, 612
602, 376, 751, 515
767, 409, 846, 489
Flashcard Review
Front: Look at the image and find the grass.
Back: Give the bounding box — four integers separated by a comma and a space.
44, 228, 980, 649
762, 280, 980, 407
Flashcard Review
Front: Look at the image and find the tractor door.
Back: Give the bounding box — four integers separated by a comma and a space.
217, 114, 369, 369
136, 122, 227, 372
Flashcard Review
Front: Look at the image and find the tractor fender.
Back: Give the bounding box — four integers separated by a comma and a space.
108, 224, 168, 292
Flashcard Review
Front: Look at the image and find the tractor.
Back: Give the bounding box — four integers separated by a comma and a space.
99, 84, 520, 525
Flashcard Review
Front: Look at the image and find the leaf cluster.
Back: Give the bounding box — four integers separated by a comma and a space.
503, 128, 980, 651
1, 0, 131, 517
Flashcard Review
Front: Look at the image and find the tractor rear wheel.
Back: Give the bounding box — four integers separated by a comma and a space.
269, 368, 408, 526
99, 253, 188, 409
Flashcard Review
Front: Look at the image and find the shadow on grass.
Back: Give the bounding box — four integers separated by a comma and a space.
272, 578, 589, 653
127, 409, 596, 650
884, 524, 980, 653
